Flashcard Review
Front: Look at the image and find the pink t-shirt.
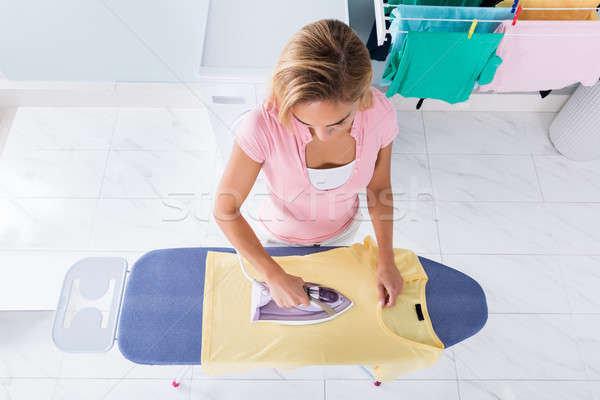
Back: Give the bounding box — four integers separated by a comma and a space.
235, 86, 399, 245
479, 20, 600, 92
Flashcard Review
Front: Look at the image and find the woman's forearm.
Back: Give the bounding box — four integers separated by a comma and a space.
366, 187, 395, 264
213, 206, 284, 280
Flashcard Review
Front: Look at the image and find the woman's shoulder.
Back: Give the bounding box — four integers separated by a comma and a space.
240, 100, 288, 136
234, 101, 289, 162
239, 101, 275, 128
366, 86, 396, 119
363, 86, 399, 148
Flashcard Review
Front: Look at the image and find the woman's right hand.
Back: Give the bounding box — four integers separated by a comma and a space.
265, 269, 311, 308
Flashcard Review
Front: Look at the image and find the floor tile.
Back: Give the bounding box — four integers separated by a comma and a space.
354, 199, 440, 253
194, 365, 369, 381
391, 111, 426, 154
327, 380, 459, 400
0, 312, 63, 378
90, 199, 209, 251
0, 199, 96, 250
1, 378, 190, 400
437, 202, 600, 255
101, 150, 219, 198
53, 378, 191, 400
112, 107, 215, 151
423, 112, 529, 155
4, 107, 117, 151
429, 155, 541, 201
390, 154, 432, 200
189, 379, 323, 400
0, 250, 141, 311
204, 354, 456, 381
459, 380, 596, 400
444, 255, 571, 314
514, 111, 559, 156
419, 253, 442, 263
454, 314, 587, 380
395, 350, 456, 380
592, 382, 600, 400
0, 150, 107, 197
59, 345, 189, 380
535, 156, 600, 202
561, 255, 600, 314
193, 366, 281, 380
0, 378, 59, 400
572, 314, 600, 380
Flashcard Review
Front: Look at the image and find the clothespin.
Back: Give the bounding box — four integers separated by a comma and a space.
468, 19, 478, 39
511, 0, 519, 13
512, 5, 522, 26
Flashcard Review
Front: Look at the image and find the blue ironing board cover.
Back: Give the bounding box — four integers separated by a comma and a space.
117, 246, 487, 365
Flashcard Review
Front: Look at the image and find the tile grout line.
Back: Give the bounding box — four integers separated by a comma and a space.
87, 109, 121, 251
556, 255, 592, 381
419, 111, 460, 395
530, 154, 547, 203
419, 111, 444, 263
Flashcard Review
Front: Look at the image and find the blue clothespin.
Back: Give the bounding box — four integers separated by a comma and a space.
511, 0, 519, 13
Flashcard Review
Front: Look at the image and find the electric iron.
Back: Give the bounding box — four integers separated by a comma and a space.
234, 248, 354, 325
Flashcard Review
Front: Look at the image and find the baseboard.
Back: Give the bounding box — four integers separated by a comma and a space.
385, 90, 569, 112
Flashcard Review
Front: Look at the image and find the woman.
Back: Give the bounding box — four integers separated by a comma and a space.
213, 19, 403, 310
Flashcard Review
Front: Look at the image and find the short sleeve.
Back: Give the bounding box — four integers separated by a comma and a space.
234, 108, 272, 163
378, 98, 399, 149
478, 53, 503, 86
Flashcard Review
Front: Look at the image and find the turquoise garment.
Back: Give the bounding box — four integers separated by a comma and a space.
383, 31, 504, 104
381, 5, 513, 86
386, 0, 482, 9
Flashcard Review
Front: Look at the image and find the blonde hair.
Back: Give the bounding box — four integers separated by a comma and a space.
266, 19, 374, 133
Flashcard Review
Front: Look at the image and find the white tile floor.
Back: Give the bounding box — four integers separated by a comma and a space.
1, 106, 600, 399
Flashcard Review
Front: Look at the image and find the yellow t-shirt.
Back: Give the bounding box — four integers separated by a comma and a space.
200, 235, 444, 382
496, 0, 599, 20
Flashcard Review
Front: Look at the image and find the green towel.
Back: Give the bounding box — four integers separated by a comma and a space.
383, 31, 504, 104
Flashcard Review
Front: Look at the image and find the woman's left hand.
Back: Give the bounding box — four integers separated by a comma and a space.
376, 259, 404, 307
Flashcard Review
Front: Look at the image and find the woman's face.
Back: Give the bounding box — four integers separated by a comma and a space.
291, 99, 358, 142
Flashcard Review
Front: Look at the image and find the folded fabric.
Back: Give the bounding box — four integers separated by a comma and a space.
479, 20, 600, 93
381, 5, 513, 86
201, 235, 444, 382
495, 0, 599, 20
382, 31, 504, 103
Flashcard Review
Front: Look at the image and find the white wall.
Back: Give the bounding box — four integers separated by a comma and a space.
0, 0, 209, 82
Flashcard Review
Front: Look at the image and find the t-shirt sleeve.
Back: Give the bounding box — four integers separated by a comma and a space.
234, 109, 272, 163
378, 95, 399, 149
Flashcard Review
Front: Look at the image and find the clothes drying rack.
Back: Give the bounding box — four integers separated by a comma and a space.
373, 0, 600, 45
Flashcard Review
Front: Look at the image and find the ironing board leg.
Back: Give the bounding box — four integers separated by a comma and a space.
171, 365, 192, 388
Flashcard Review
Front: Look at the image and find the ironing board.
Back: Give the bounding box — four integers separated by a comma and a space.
52, 245, 487, 387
